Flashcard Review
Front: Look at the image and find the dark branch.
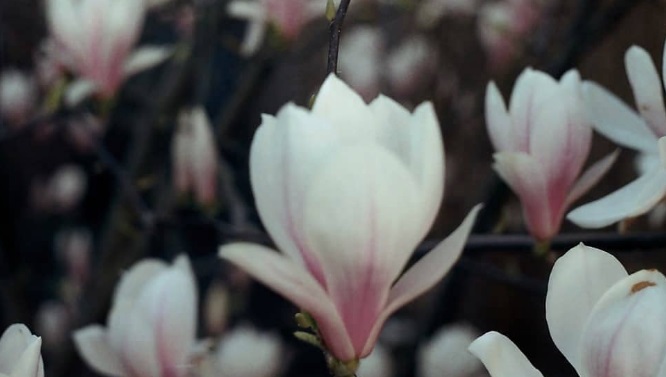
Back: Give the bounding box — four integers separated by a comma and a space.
326, 0, 352, 76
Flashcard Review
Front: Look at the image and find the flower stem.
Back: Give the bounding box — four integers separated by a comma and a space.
326, 0, 352, 75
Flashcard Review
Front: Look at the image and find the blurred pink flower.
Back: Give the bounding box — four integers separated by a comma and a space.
0, 324, 44, 377
227, 0, 326, 55
486, 68, 616, 242
73, 255, 198, 377
470, 243, 666, 377
219, 74, 480, 362
172, 107, 219, 206
46, 0, 171, 104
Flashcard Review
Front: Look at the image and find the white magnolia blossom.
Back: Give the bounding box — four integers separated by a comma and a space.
418, 324, 483, 377
470, 243, 666, 377
0, 70, 36, 125
213, 326, 284, 377
568, 42, 666, 228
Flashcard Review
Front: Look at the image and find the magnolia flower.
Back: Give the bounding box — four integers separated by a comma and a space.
212, 326, 284, 377
469, 243, 666, 377
172, 107, 219, 206
227, 0, 326, 55
0, 70, 37, 125
486, 68, 616, 242
356, 343, 393, 377
0, 324, 44, 377
46, 0, 171, 104
219, 74, 480, 363
73, 255, 198, 377
567, 44, 666, 228
417, 324, 482, 377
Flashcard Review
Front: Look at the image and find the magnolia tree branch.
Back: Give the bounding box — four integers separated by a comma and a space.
327, 0, 352, 75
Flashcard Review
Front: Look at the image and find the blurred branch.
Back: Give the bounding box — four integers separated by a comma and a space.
327, 0, 352, 75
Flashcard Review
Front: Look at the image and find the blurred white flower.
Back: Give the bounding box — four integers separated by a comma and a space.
214, 326, 284, 377
0, 70, 37, 126
49, 165, 87, 212
357, 343, 393, 377
339, 26, 384, 101
35, 301, 70, 354
387, 36, 434, 98
418, 324, 483, 377
416, 0, 479, 28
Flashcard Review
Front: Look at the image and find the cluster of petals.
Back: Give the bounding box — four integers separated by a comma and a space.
45, 0, 171, 104
0, 324, 44, 377
171, 107, 219, 206
486, 68, 616, 242
470, 243, 666, 377
73, 255, 197, 377
227, 0, 327, 55
219, 74, 480, 362
567, 42, 666, 228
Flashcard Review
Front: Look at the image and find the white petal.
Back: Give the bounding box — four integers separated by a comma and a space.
581, 270, 666, 377
302, 145, 421, 353
250, 105, 342, 283
218, 243, 354, 361
567, 168, 666, 228
485, 81, 512, 152
73, 326, 124, 377
566, 150, 619, 206
46, 0, 82, 56
369, 97, 445, 234
112, 259, 168, 304
545, 243, 628, 374
227, 1, 266, 20
123, 47, 172, 77
9, 338, 42, 377
363, 206, 480, 357
625, 45, 666, 136
508, 69, 559, 153
0, 325, 40, 374
311, 74, 378, 142
582, 81, 659, 154
468, 332, 544, 377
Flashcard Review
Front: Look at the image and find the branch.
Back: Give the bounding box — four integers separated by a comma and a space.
327, 0, 352, 75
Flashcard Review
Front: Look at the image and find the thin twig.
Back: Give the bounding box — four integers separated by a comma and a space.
327, 0, 352, 75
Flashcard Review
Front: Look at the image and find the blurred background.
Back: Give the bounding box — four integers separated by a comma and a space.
1, 0, 665, 376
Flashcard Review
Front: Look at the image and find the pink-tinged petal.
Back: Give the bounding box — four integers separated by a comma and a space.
508, 69, 559, 152
112, 260, 168, 304
582, 81, 659, 154
218, 243, 355, 361
0, 325, 41, 374
567, 168, 666, 228
250, 105, 342, 283
566, 150, 619, 207
123, 47, 172, 77
9, 338, 42, 377
73, 326, 124, 377
485, 81, 513, 152
468, 332, 544, 377
188, 108, 218, 205
580, 270, 666, 377
362, 206, 480, 357
369, 97, 445, 234
545, 243, 627, 375
311, 75, 378, 142
302, 145, 421, 354
133, 256, 197, 377
493, 152, 552, 241
530, 70, 591, 194
625, 45, 666, 136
